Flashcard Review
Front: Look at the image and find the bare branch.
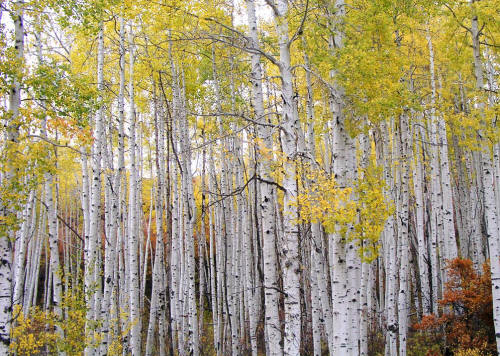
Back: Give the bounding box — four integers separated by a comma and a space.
443, 3, 472, 34
26, 134, 88, 156
288, 0, 309, 47
34, 195, 84, 242
189, 111, 279, 128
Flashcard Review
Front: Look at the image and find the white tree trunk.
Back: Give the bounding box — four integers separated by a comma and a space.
382, 120, 398, 355
471, 11, 500, 353
145, 80, 167, 356
12, 191, 34, 306
427, 30, 458, 267
413, 123, 431, 315
84, 22, 104, 356
127, 22, 142, 356
270, 1, 302, 354
0, 3, 24, 352
397, 115, 410, 356
246, 2, 283, 355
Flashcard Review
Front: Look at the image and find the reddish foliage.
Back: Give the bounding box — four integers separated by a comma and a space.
425, 351, 442, 356
413, 258, 495, 353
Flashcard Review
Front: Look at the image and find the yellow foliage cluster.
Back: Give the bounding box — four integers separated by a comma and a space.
294, 161, 392, 263
295, 166, 354, 232
10, 289, 126, 356
353, 164, 394, 261
454, 347, 490, 356
10, 305, 58, 356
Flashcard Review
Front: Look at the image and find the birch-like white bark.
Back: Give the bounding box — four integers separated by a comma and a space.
471, 10, 500, 353
145, 79, 167, 356
359, 133, 371, 356
398, 115, 410, 356
427, 30, 458, 266
35, 30, 66, 353
84, 22, 104, 356
245, 2, 283, 355
171, 58, 199, 356
270, 1, 302, 353
0, 3, 24, 351
382, 120, 398, 355
99, 15, 126, 355
413, 123, 431, 314
303, 40, 334, 356
127, 22, 142, 356
12, 191, 34, 306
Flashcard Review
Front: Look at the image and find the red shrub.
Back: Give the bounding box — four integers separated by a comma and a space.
413, 259, 495, 353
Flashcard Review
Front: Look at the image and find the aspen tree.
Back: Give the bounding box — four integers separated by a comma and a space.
374, 159, 385, 334
35, 28, 66, 353
126, 21, 142, 356
470, 7, 500, 353
319, 0, 362, 352
208, 149, 222, 356
99, 14, 126, 355
198, 142, 207, 338
12, 190, 34, 307
427, 30, 458, 267
170, 133, 181, 353
172, 60, 199, 356
302, 37, 334, 355
382, 121, 398, 355
413, 123, 431, 314
304, 77, 325, 356
359, 133, 371, 356
211, 44, 240, 355
83, 21, 105, 356
267, 1, 303, 353
243, 182, 259, 356
24, 208, 45, 314
397, 115, 410, 356
145, 81, 167, 356
0, 3, 24, 352
245, 1, 283, 355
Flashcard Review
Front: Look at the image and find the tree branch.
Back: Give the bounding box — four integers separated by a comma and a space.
288, 0, 309, 47
35, 195, 84, 242
443, 3, 472, 34
26, 134, 88, 156
264, 0, 280, 17
189, 111, 278, 128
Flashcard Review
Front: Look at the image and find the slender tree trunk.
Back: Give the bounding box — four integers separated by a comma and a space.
413, 123, 431, 315
145, 78, 167, 356
427, 30, 458, 267
12, 191, 34, 306
470, 9, 500, 353
0, 3, 24, 352
245, 2, 283, 355
397, 115, 410, 356
84, 22, 104, 356
270, 1, 302, 354
382, 120, 398, 355
127, 22, 142, 356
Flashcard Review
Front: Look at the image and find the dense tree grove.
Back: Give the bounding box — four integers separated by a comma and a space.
0, 0, 499, 355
